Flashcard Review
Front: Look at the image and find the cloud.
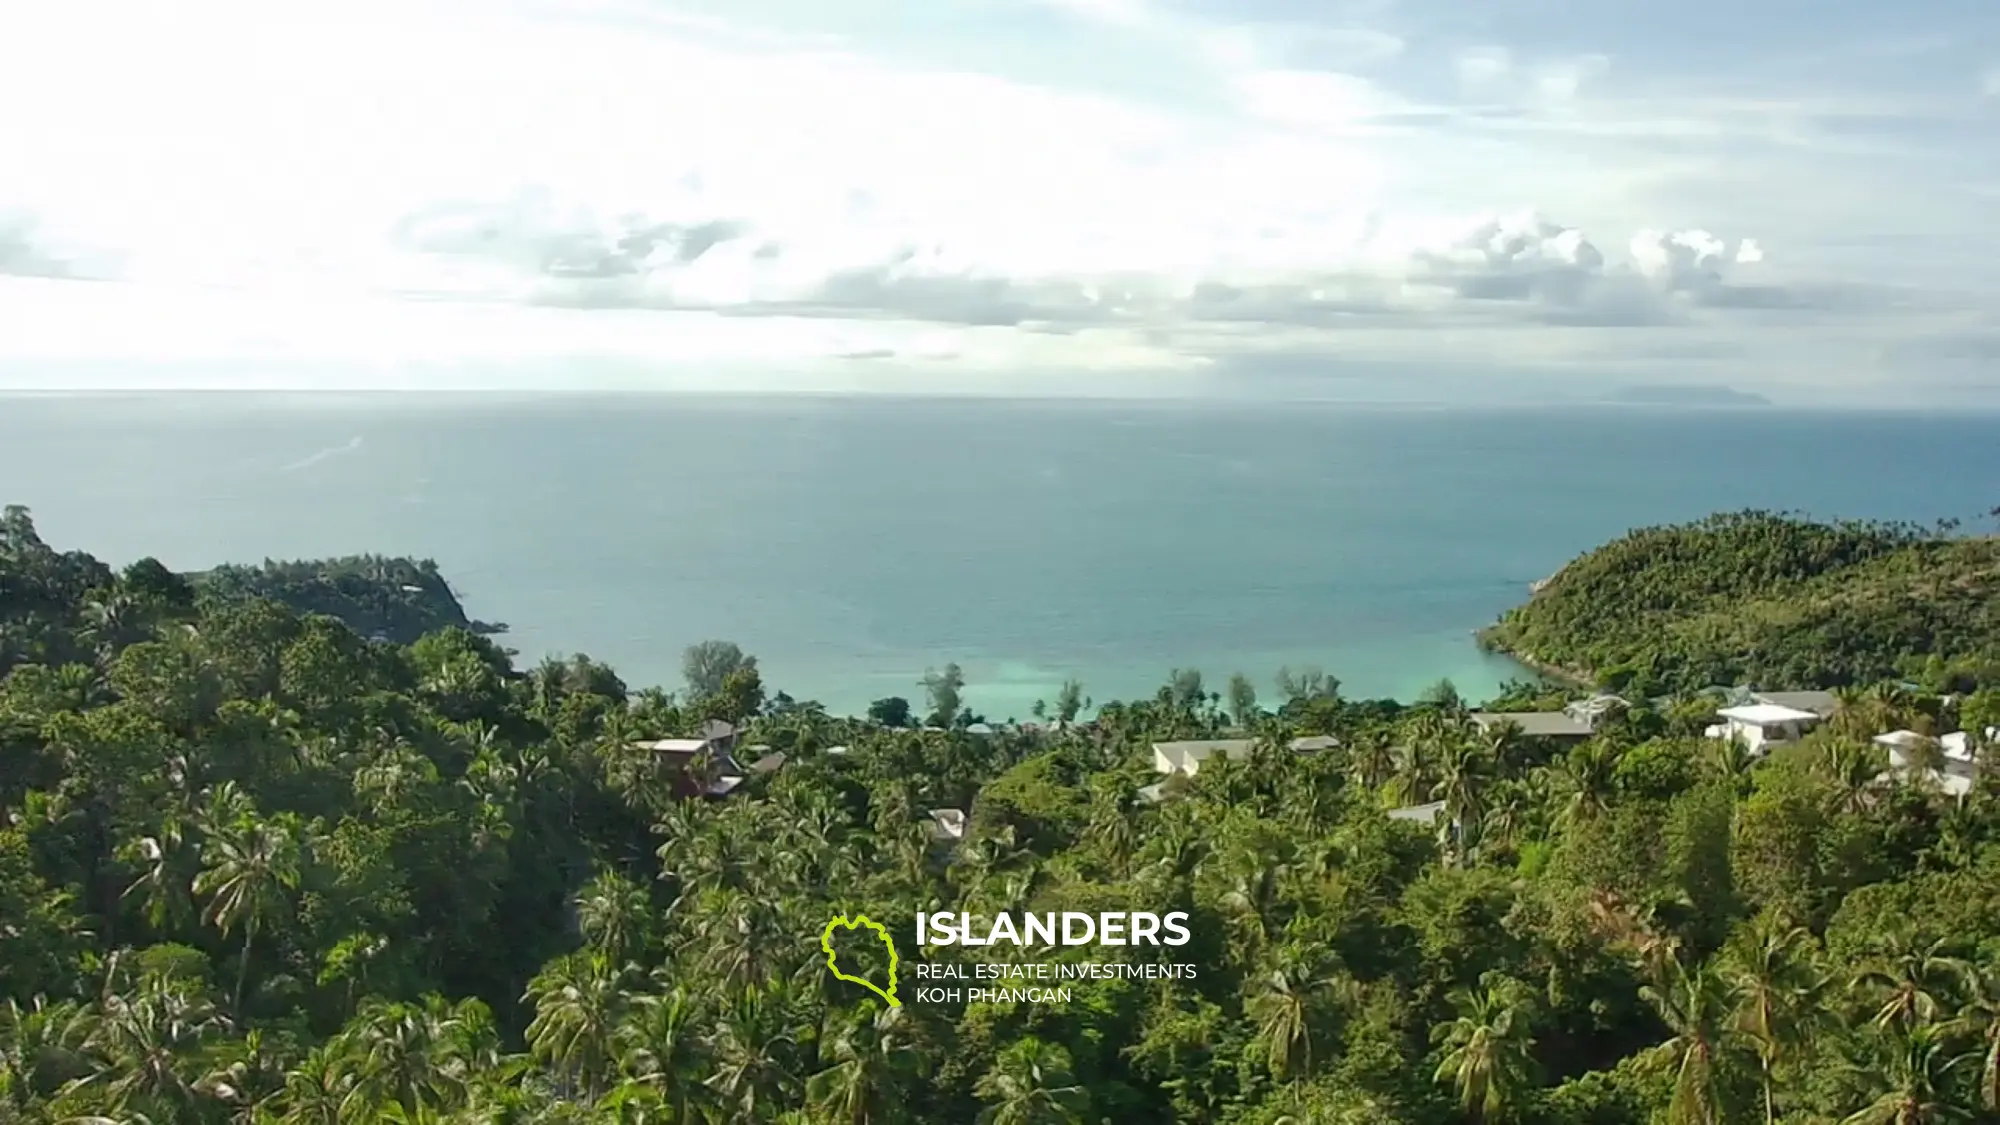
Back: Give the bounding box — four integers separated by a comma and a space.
0, 0, 1994, 402
380, 189, 1807, 336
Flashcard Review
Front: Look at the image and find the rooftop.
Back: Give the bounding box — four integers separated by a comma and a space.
1471, 711, 1594, 737
642, 737, 712, 754
1750, 690, 1840, 718
1941, 728, 1995, 763
928, 808, 968, 840
1718, 703, 1822, 725
1388, 800, 1448, 824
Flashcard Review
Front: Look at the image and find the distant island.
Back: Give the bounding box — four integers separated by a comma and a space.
1599, 384, 1771, 406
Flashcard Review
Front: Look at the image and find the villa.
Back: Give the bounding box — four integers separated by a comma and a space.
630, 719, 749, 799
1704, 702, 1822, 754
1875, 726, 1996, 797
1151, 735, 1345, 776
1469, 711, 1594, 743
1749, 690, 1840, 719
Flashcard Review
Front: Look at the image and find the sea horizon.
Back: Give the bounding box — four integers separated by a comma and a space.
5, 392, 1997, 718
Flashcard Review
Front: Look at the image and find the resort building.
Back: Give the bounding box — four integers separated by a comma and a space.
1705, 702, 1822, 754
1875, 726, 1995, 797
1150, 735, 1344, 776
1469, 711, 1594, 744
1749, 690, 1840, 720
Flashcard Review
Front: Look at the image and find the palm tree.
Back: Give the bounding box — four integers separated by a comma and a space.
1948, 964, 2000, 1111
1430, 740, 1494, 859
524, 953, 627, 1104
1248, 955, 1338, 1085
973, 1038, 1089, 1125
614, 984, 708, 1121
1349, 730, 1397, 794
1852, 931, 1974, 1032
805, 1006, 923, 1124
704, 989, 801, 1122
1840, 1022, 1977, 1124
74, 974, 232, 1121
1722, 914, 1824, 1124
1641, 955, 1742, 1125
1431, 975, 1537, 1123
192, 810, 304, 1013
1551, 741, 1621, 826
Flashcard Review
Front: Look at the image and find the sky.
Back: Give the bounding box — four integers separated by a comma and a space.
1, 0, 1997, 402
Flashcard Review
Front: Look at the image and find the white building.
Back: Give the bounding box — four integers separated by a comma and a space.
1705, 702, 1822, 754
1872, 731, 1972, 797
1150, 735, 1341, 776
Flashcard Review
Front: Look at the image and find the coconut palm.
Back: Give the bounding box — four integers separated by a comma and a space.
1641, 955, 1743, 1125
1722, 914, 1825, 1124
1840, 1021, 1977, 1124
973, 1038, 1089, 1125
1431, 975, 1538, 1123
192, 809, 304, 1013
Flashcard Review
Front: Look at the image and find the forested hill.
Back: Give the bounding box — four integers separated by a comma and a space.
1482, 510, 2000, 694
192, 555, 505, 644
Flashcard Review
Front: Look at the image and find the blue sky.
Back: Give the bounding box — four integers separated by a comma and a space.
1, 0, 1996, 401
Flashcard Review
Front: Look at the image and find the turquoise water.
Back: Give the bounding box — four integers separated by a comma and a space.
3, 393, 1997, 718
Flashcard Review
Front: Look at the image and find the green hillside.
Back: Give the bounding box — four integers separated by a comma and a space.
193, 555, 505, 645
1483, 510, 2000, 694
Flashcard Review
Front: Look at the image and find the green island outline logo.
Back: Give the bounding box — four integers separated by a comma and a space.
820, 913, 902, 1007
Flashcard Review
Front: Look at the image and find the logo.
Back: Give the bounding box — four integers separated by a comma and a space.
820, 914, 902, 1007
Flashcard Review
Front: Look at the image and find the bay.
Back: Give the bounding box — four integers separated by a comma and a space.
3, 393, 1995, 718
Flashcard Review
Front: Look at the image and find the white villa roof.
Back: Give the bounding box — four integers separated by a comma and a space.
1873, 730, 1933, 750
704, 776, 746, 797
1718, 703, 1820, 725
1471, 711, 1594, 737
1388, 800, 1448, 824
927, 808, 968, 840
644, 738, 712, 754
1941, 728, 1995, 763
1152, 739, 1254, 771
1751, 690, 1840, 718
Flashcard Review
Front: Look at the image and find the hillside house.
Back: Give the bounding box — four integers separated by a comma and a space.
1705, 702, 1821, 755
631, 722, 747, 799
1749, 690, 1839, 720
1151, 735, 1346, 776
1470, 711, 1594, 745
1876, 726, 1995, 797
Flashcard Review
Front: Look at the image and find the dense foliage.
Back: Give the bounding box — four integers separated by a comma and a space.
1482, 510, 2000, 696
5, 505, 2000, 1124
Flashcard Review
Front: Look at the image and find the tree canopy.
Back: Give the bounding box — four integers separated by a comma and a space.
1482, 510, 2000, 696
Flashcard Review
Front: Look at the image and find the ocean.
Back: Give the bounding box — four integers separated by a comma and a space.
4, 393, 1997, 719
